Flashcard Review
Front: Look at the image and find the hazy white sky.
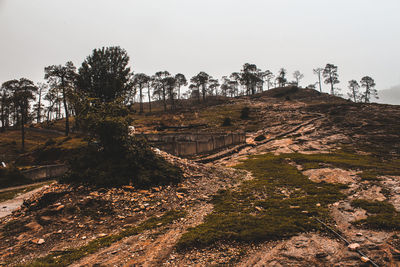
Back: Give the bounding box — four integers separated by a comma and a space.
1, 0, 400, 93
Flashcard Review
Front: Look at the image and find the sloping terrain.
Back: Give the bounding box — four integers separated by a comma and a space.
1, 87, 400, 266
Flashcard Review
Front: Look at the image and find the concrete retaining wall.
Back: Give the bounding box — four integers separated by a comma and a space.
137, 132, 246, 156
21, 164, 68, 181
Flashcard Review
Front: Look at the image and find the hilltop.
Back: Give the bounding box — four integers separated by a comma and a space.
1, 87, 400, 266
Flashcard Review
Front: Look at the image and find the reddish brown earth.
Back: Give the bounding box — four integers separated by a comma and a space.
2, 88, 400, 266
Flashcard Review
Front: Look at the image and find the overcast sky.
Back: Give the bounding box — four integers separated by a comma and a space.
1, 0, 400, 94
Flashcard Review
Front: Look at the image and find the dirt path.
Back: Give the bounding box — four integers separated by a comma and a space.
0, 180, 53, 193
0, 185, 49, 218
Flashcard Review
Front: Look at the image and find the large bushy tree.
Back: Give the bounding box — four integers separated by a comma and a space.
76, 46, 134, 103
65, 98, 183, 187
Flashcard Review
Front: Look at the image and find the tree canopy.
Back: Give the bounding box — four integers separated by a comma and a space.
76, 46, 134, 102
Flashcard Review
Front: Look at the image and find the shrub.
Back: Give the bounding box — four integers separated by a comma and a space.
61, 99, 183, 188
240, 107, 250, 119
0, 165, 31, 189
222, 117, 232, 126
61, 137, 182, 188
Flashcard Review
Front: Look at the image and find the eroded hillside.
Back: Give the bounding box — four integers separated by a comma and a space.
1, 87, 400, 266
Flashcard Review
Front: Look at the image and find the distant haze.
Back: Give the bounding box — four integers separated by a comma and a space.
1, 0, 400, 103
376, 86, 400, 105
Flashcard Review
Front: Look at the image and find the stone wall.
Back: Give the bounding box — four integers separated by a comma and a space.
21, 164, 68, 181
137, 133, 246, 156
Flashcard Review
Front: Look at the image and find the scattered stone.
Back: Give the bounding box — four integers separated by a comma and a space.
31, 238, 45, 245
360, 256, 370, 263
347, 243, 360, 251
316, 252, 328, 258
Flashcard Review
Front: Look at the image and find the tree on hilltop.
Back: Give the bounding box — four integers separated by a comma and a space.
190, 72, 211, 102
152, 71, 171, 111
33, 82, 48, 124
323, 63, 340, 95
133, 73, 150, 113
2, 78, 37, 150
276, 68, 287, 87
360, 76, 378, 103
313, 67, 324, 92
347, 80, 360, 102
293, 70, 304, 86
175, 73, 187, 100
44, 61, 77, 136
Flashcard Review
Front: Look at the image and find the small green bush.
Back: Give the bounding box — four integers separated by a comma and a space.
222, 117, 232, 126
240, 107, 250, 119
61, 137, 182, 188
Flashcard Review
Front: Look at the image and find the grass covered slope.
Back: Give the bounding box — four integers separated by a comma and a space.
177, 153, 347, 249
177, 150, 400, 249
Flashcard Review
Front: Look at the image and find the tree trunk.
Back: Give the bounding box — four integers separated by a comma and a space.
37, 89, 42, 124
61, 78, 69, 136
202, 84, 206, 101
21, 107, 25, 151
162, 86, 167, 111
318, 73, 322, 92
147, 85, 152, 113
62, 88, 69, 136
139, 85, 143, 114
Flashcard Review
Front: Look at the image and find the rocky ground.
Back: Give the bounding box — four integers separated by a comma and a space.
1, 91, 400, 266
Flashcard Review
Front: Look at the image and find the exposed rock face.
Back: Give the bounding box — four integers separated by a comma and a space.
303, 168, 358, 184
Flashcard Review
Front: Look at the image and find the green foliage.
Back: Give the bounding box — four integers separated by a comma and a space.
76, 46, 134, 103
0, 165, 31, 189
22, 210, 186, 267
240, 107, 250, 119
177, 153, 346, 249
351, 199, 395, 214
286, 151, 400, 180
351, 199, 400, 230
63, 100, 183, 188
222, 117, 232, 126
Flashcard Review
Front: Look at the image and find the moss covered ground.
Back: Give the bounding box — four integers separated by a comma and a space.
177, 153, 347, 249
177, 151, 400, 249
351, 200, 400, 230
